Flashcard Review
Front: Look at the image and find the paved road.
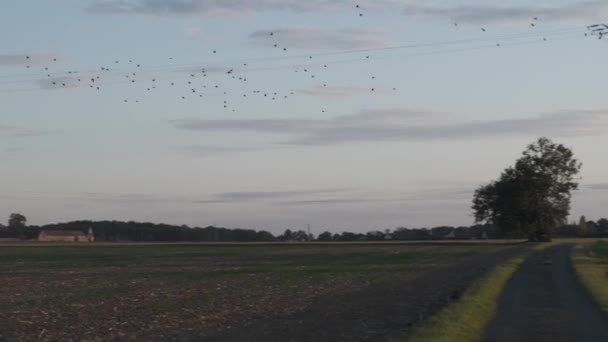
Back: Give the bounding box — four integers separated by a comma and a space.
483, 244, 608, 342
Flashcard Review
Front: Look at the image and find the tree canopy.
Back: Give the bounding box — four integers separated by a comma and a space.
8, 213, 27, 229
472, 137, 581, 241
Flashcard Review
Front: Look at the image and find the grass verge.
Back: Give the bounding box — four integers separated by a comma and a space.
397, 243, 548, 342
571, 240, 608, 314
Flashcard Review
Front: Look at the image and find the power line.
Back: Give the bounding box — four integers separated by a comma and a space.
0, 30, 587, 93
0, 26, 585, 83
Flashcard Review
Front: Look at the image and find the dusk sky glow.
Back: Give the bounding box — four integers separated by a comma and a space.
1, 0, 607, 233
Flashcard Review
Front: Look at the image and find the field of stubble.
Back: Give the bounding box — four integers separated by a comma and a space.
0, 243, 524, 341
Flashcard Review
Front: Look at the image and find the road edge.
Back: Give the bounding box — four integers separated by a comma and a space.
571, 240, 608, 315
397, 244, 545, 342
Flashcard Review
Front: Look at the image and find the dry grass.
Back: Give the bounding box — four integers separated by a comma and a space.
571, 239, 608, 314
400, 243, 552, 342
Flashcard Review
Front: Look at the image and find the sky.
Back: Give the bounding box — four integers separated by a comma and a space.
1, 0, 608, 234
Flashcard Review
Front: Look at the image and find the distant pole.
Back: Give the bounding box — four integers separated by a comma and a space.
307, 224, 311, 240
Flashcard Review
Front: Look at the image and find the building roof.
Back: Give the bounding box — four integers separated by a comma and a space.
39, 230, 86, 237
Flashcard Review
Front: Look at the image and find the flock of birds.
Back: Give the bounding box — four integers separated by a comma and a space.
1, 9, 607, 114
587, 24, 608, 39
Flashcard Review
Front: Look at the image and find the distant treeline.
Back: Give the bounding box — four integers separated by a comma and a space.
2, 217, 607, 242
9, 221, 275, 242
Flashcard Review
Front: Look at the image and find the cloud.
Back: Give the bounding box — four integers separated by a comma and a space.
86, 0, 608, 26
0, 124, 46, 138
299, 85, 384, 97
250, 28, 394, 50
3, 146, 27, 153
278, 198, 395, 206
0, 53, 58, 66
404, 1, 608, 24
173, 116, 328, 134
36, 77, 89, 90
587, 183, 608, 191
87, 0, 396, 15
176, 65, 231, 75
183, 26, 202, 38
0, 191, 194, 206
172, 109, 608, 146
196, 188, 356, 203
183, 145, 254, 155
277, 186, 475, 206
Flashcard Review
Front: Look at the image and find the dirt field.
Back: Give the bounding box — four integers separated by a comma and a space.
0, 243, 525, 341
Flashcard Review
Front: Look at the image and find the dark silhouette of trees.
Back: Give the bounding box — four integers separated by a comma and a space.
578, 215, 588, 236
292, 230, 311, 241
598, 219, 608, 235
276, 229, 312, 241
5, 212, 608, 243
7, 218, 608, 242
24, 220, 276, 242
317, 231, 333, 241
392, 227, 430, 240
473, 137, 581, 241
365, 230, 385, 241
278, 229, 293, 241
8, 213, 27, 239
8, 213, 26, 229
333, 232, 362, 241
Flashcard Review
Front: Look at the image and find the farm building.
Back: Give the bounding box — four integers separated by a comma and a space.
38, 227, 95, 242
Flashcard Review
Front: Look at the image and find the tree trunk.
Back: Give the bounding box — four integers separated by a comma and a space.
529, 233, 538, 242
